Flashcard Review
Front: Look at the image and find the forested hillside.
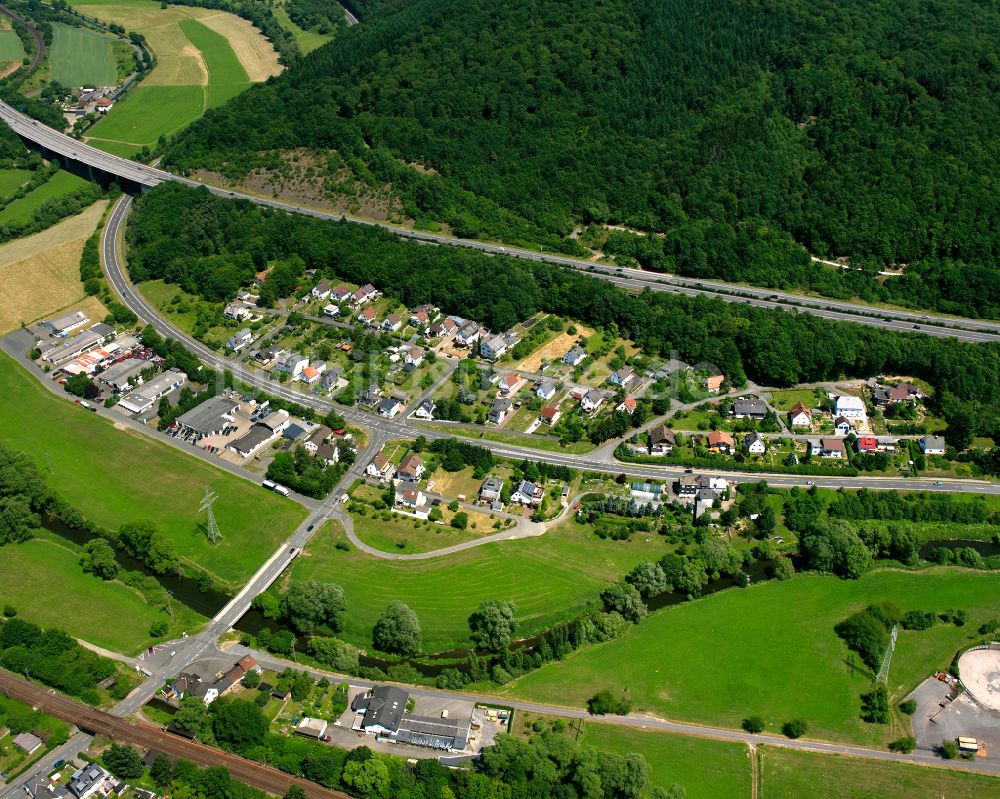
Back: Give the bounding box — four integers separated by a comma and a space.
161, 0, 1000, 316
129, 184, 1000, 444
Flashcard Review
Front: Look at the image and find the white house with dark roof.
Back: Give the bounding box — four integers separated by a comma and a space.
488, 397, 513, 425
366, 452, 395, 481
563, 346, 586, 366
511, 480, 544, 506
834, 394, 866, 420
580, 389, 605, 413
609, 366, 635, 388
311, 279, 332, 299
920, 435, 946, 455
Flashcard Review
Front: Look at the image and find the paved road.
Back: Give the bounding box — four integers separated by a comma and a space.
230, 645, 1000, 779
99, 195, 1000, 497
2, 101, 998, 343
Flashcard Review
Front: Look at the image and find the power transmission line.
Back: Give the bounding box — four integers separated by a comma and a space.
876, 623, 899, 684
199, 486, 221, 544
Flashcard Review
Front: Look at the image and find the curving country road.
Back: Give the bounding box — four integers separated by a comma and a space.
100, 195, 1000, 497
2, 101, 998, 343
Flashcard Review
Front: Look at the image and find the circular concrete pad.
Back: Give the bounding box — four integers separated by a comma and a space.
958, 647, 1000, 712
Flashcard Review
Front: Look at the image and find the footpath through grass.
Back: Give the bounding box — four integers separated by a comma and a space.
292, 517, 668, 652
504, 568, 1000, 746
0, 350, 306, 588
581, 725, 751, 799
758, 746, 1000, 798
50, 23, 118, 85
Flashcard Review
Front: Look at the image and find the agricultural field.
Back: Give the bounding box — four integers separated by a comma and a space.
0, 536, 202, 652
581, 725, 752, 799
291, 516, 668, 652
0, 170, 91, 226
85, 85, 205, 154
178, 18, 249, 107
758, 746, 1000, 798
0, 350, 307, 588
505, 568, 1000, 746
0, 200, 107, 333
50, 23, 118, 85
78, 0, 280, 152
0, 28, 25, 66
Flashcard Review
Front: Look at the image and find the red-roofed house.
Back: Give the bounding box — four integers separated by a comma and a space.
856, 436, 878, 453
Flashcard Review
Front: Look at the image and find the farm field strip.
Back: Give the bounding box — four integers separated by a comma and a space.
0, 200, 107, 333
50, 22, 118, 85
178, 18, 249, 107
0, 170, 90, 225
0, 28, 25, 62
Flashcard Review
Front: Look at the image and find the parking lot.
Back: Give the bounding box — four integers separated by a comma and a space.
907, 676, 1000, 757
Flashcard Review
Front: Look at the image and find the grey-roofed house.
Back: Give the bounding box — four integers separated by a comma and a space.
117, 368, 186, 414
175, 396, 240, 440
378, 395, 404, 417
357, 387, 383, 408
13, 731, 42, 754
732, 398, 768, 419
649, 425, 676, 455
920, 435, 946, 455
487, 397, 513, 425
479, 476, 503, 502
534, 379, 556, 400
97, 358, 146, 391
744, 431, 767, 454
68, 763, 110, 799
563, 346, 586, 366
412, 398, 435, 420
226, 328, 253, 351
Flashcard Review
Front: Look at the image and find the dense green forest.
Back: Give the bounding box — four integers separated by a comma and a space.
128, 184, 1000, 445
161, 0, 1000, 316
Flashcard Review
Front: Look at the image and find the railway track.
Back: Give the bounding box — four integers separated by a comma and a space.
0, 4, 45, 74
0, 670, 353, 799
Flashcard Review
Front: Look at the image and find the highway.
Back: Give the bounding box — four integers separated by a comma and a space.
2, 101, 998, 344
101, 195, 1000, 497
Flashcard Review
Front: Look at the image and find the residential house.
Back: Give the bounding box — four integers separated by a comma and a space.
413, 398, 435, 420
378, 395, 404, 417
303, 426, 333, 454
455, 320, 483, 347
920, 435, 946, 455
382, 313, 403, 333
299, 364, 325, 384
429, 318, 457, 338
410, 309, 430, 328
366, 452, 395, 481
789, 403, 812, 428
322, 303, 340, 318
259, 410, 291, 435
534, 379, 557, 401
358, 306, 378, 326
68, 764, 110, 799
276, 352, 309, 377
732, 397, 768, 419
311, 279, 332, 300
330, 283, 351, 301
318, 367, 346, 393
609, 366, 635, 388
563, 346, 586, 366
648, 425, 676, 455
616, 395, 637, 415
479, 477, 504, 503
498, 372, 524, 395
703, 374, 725, 393
834, 394, 866, 420
357, 386, 383, 408
706, 430, 735, 454
511, 479, 544, 507
226, 328, 253, 352
677, 476, 699, 498
856, 436, 878, 453
397, 453, 425, 482
488, 397, 513, 425
224, 302, 253, 322
834, 416, 853, 436
351, 283, 379, 306
253, 345, 284, 365
540, 403, 561, 425
404, 346, 425, 367
813, 438, 846, 459
395, 486, 430, 519
480, 334, 512, 361
315, 442, 339, 466
876, 437, 897, 453
580, 389, 606, 413
744, 431, 767, 455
